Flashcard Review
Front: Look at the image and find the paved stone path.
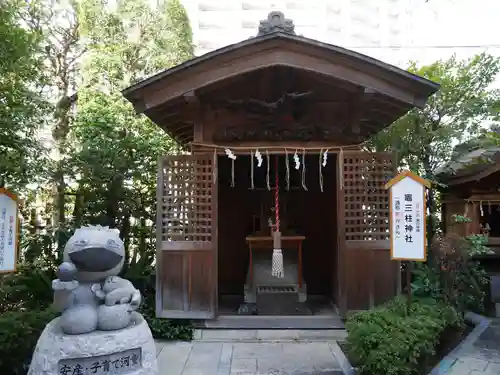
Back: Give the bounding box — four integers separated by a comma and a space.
155, 340, 348, 375
444, 319, 500, 375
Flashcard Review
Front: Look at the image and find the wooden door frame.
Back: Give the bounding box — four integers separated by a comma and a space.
335, 151, 347, 316
155, 153, 218, 319
211, 151, 219, 319
155, 155, 164, 318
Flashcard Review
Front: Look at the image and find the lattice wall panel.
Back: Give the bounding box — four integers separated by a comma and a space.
159, 155, 213, 243
343, 152, 394, 241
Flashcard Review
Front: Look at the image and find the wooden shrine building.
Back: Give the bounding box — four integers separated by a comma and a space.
123, 12, 439, 321
438, 130, 500, 256
437, 129, 500, 311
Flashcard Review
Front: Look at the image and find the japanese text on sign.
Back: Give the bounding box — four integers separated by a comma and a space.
387, 174, 427, 261
58, 348, 141, 375
0, 190, 18, 273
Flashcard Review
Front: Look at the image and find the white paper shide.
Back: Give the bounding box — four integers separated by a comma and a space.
0, 192, 18, 272
390, 177, 425, 261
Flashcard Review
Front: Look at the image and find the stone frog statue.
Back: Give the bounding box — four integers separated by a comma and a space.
52, 225, 142, 335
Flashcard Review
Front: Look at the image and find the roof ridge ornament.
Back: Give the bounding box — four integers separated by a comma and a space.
257, 11, 296, 36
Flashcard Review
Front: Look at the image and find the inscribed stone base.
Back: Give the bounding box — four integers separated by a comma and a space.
28, 312, 158, 375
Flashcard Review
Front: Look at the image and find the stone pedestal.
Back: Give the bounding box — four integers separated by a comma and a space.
28, 312, 158, 375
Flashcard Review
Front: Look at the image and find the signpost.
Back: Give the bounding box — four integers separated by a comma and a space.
385, 171, 431, 313
0, 188, 19, 273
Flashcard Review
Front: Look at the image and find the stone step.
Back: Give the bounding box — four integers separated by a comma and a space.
200, 315, 345, 330
193, 329, 347, 342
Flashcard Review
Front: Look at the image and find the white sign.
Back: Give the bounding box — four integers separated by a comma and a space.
386, 172, 428, 261
0, 189, 19, 273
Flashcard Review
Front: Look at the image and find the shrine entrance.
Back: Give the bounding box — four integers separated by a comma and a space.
216, 152, 338, 317
122, 11, 439, 322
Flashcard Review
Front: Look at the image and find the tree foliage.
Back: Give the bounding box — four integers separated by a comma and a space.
369, 53, 500, 175
368, 53, 500, 241
79, 0, 194, 89
0, 0, 49, 189
0, 0, 194, 347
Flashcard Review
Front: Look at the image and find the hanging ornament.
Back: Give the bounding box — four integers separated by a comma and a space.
230, 159, 235, 187
272, 156, 284, 279
255, 149, 263, 167
319, 149, 324, 193
225, 148, 236, 160
301, 149, 308, 191
285, 149, 290, 191
480, 201, 484, 217
266, 150, 271, 190
293, 150, 300, 170
322, 149, 328, 167
250, 150, 255, 190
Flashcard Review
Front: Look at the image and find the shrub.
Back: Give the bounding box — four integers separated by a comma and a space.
126, 271, 194, 341
0, 308, 58, 375
139, 285, 194, 341
345, 297, 463, 375
0, 262, 55, 313
413, 232, 489, 313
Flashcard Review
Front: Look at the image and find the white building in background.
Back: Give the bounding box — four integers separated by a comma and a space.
180, 0, 419, 67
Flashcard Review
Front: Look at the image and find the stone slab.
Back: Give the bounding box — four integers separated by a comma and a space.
156, 340, 345, 375
156, 342, 192, 375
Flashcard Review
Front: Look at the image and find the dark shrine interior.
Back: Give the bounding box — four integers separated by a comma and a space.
216, 153, 338, 313
480, 203, 500, 237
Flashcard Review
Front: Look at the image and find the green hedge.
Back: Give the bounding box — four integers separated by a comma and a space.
0, 308, 58, 375
139, 289, 194, 341
344, 297, 464, 375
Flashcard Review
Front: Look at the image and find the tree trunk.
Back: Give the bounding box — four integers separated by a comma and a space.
120, 211, 131, 274
55, 167, 66, 256
105, 177, 123, 228
72, 186, 84, 229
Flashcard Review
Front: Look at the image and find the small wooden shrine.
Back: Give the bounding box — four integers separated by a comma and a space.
438, 131, 500, 255
438, 129, 500, 311
122, 12, 439, 320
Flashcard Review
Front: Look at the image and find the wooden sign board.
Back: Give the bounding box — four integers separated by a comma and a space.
385, 171, 430, 262
0, 188, 19, 273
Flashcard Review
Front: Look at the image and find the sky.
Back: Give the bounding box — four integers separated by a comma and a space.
397, 0, 500, 86
181, 0, 500, 85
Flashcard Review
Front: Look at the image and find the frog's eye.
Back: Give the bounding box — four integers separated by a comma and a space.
106, 239, 119, 249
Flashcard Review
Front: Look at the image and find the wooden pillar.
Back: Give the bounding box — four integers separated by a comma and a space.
336, 151, 347, 316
